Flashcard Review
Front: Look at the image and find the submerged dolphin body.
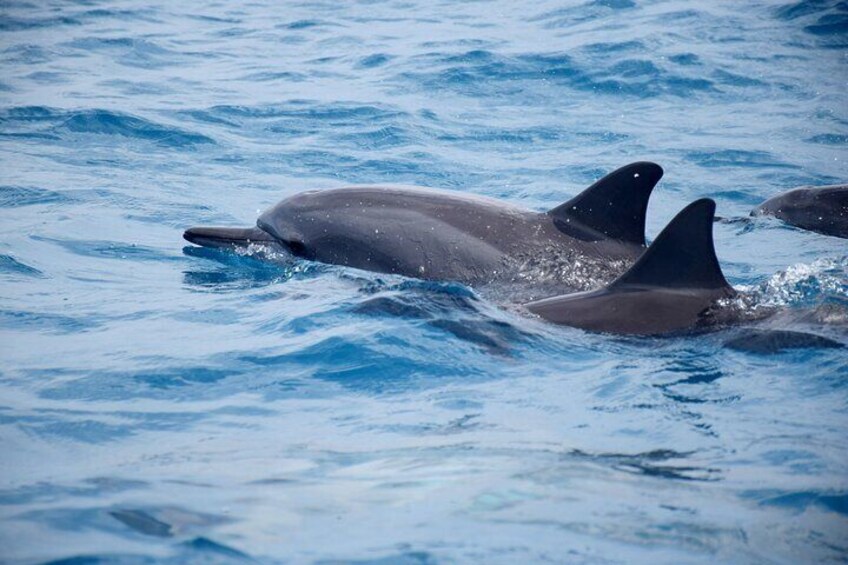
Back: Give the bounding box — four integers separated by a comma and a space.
526, 199, 738, 335
753, 184, 848, 239
185, 162, 664, 293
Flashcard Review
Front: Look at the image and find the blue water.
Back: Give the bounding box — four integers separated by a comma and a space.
1, 0, 847, 562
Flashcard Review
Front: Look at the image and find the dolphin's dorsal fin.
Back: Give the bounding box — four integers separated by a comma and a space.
548, 161, 663, 246
612, 198, 731, 290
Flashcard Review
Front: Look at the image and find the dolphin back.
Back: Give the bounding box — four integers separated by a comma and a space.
753, 184, 848, 239
527, 199, 736, 335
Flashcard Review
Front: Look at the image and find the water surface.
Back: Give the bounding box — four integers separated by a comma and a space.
1, 0, 847, 563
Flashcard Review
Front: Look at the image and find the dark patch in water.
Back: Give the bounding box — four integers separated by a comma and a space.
61, 110, 214, 146
669, 53, 701, 65
33, 236, 179, 262
744, 489, 848, 516
282, 19, 324, 30
582, 40, 644, 54
0, 309, 97, 334
0, 254, 43, 277
109, 509, 173, 537
724, 329, 844, 354
776, 0, 835, 20
805, 13, 848, 37
42, 555, 140, 564
132, 367, 241, 389
180, 537, 253, 560
317, 552, 438, 565
430, 319, 520, 355
357, 53, 394, 68
567, 449, 720, 481
238, 70, 308, 82
712, 69, 766, 88
807, 133, 848, 145
0, 15, 81, 31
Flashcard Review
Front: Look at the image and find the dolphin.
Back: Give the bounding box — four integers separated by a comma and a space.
184, 162, 664, 294
525, 199, 738, 335
752, 184, 848, 239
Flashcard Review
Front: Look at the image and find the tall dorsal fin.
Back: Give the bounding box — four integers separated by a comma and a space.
612, 198, 731, 290
548, 161, 663, 246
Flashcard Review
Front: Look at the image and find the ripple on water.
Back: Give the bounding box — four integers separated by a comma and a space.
31, 236, 181, 262
0, 254, 43, 277
37, 366, 245, 402
566, 448, 722, 482
0, 15, 81, 32
356, 53, 394, 68
0, 106, 214, 147
0, 309, 98, 334
0, 185, 75, 208
529, 0, 637, 28
685, 149, 800, 169
61, 36, 211, 69
742, 489, 848, 517
11, 504, 245, 562
807, 133, 848, 145
775, 1, 848, 48
399, 49, 717, 99
0, 477, 149, 506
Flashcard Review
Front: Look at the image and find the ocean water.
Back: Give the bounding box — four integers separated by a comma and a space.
1, 0, 847, 562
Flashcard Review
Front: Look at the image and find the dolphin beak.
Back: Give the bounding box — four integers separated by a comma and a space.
183, 226, 276, 249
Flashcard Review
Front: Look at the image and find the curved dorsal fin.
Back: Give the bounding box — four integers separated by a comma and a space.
612, 198, 731, 290
548, 161, 663, 246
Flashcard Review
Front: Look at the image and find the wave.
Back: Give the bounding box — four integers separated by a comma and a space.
32, 235, 182, 262
747, 257, 848, 308
0, 185, 74, 208
0, 15, 81, 32
398, 49, 718, 99
0, 106, 215, 147
0, 309, 97, 334
61, 36, 208, 68
0, 254, 43, 277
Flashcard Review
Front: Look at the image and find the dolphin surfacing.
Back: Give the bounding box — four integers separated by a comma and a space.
185, 162, 664, 292
753, 184, 848, 239
526, 199, 737, 335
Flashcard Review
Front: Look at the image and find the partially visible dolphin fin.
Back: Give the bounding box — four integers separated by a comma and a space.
527, 198, 735, 335
612, 198, 731, 291
548, 161, 663, 246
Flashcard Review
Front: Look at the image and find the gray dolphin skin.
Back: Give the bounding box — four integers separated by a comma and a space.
184, 162, 664, 292
526, 199, 737, 335
753, 184, 848, 239
179, 226, 277, 249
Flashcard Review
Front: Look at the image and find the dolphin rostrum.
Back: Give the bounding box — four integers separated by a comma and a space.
185, 162, 664, 294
